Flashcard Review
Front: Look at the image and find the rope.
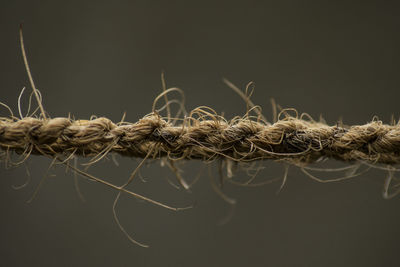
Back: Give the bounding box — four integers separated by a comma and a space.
1, 113, 399, 165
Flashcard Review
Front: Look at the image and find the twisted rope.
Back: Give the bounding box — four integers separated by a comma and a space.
1, 113, 399, 165
4, 26, 398, 249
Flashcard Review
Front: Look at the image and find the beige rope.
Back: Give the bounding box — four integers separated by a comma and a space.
1, 113, 399, 165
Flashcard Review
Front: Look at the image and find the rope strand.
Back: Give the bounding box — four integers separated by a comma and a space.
1, 113, 399, 165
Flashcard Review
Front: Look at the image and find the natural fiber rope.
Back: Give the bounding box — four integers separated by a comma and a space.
3, 26, 398, 249
1, 113, 399, 165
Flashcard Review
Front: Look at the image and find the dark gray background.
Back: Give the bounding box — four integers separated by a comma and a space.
1, 1, 400, 266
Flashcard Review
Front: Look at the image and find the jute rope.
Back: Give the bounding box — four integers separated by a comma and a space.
1, 113, 399, 165
2, 25, 399, 248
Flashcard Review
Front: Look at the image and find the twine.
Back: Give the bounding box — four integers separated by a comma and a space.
1, 112, 399, 165
2, 25, 400, 248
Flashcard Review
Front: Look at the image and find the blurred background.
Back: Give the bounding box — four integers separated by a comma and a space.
1, 1, 400, 266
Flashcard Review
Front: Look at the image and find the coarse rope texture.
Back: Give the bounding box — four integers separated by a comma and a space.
1, 112, 400, 165
2, 25, 400, 248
